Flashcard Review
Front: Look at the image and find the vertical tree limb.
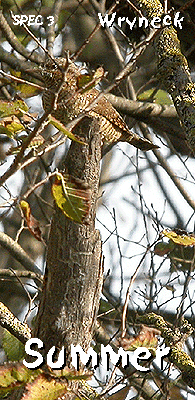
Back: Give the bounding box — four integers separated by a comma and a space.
33, 117, 103, 360
131, 0, 195, 153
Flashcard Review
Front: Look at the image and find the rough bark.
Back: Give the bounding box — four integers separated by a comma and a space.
137, 313, 195, 388
130, 0, 195, 154
33, 117, 103, 361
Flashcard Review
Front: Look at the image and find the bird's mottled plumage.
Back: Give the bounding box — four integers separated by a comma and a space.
41, 57, 156, 151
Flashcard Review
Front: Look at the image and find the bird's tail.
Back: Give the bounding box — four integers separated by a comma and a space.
122, 132, 159, 151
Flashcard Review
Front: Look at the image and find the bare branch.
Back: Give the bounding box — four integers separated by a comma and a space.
0, 10, 41, 64
0, 301, 31, 344
106, 93, 177, 119
0, 231, 42, 277
0, 269, 42, 282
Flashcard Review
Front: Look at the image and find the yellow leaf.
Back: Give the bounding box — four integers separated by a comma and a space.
2, 330, 25, 362
162, 229, 195, 246
16, 83, 41, 98
0, 116, 24, 137
22, 374, 67, 400
77, 66, 104, 93
20, 200, 43, 242
137, 89, 173, 105
49, 116, 87, 144
51, 172, 91, 225
0, 99, 28, 118
0, 362, 39, 397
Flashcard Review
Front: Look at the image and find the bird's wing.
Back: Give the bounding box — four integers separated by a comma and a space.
91, 94, 158, 151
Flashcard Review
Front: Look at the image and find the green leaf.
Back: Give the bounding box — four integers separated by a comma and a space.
154, 241, 175, 256
0, 116, 24, 137
0, 362, 40, 397
77, 67, 104, 94
99, 299, 118, 318
22, 374, 68, 400
9, 71, 41, 98
51, 172, 91, 225
49, 116, 87, 144
138, 89, 173, 105
2, 329, 25, 362
57, 9, 71, 32
16, 84, 41, 98
0, 99, 28, 118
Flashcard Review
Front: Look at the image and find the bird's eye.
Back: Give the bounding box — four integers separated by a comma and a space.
41, 70, 53, 79
40, 68, 45, 76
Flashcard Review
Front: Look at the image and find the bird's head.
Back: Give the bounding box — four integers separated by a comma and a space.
39, 57, 80, 89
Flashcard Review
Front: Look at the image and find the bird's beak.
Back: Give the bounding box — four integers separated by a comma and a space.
25, 68, 43, 82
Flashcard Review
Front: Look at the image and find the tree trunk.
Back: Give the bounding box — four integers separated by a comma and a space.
33, 117, 103, 362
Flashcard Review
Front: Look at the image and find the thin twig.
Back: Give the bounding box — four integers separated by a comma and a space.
89, 0, 124, 66
0, 10, 41, 64
0, 69, 44, 91
0, 268, 42, 282
45, 0, 63, 55
145, 132, 195, 212
0, 112, 50, 186
71, 0, 120, 62
121, 241, 158, 338
178, 0, 195, 13
23, 171, 56, 199
113, 208, 123, 302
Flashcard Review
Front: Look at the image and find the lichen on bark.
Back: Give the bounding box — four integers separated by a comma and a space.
137, 313, 195, 388
131, 0, 195, 153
